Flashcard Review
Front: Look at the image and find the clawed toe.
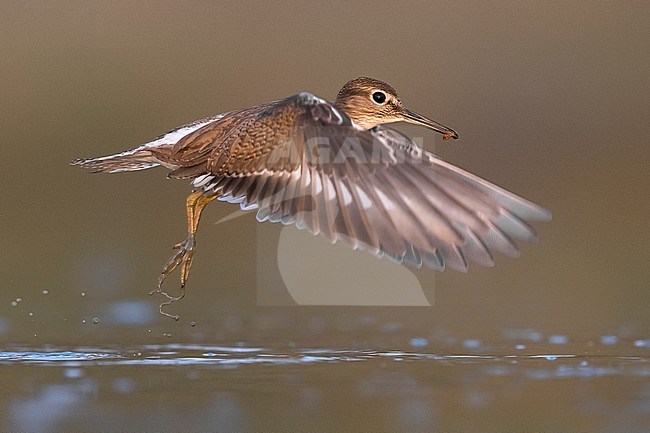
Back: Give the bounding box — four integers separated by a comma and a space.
151, 234, 196, 319
157, 294, 182, 321
149, 191, 217, 320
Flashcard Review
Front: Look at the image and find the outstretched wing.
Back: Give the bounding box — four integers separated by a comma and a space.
189, 92, 551, 271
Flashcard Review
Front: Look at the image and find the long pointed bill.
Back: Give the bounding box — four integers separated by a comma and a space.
402, 109, 459, 140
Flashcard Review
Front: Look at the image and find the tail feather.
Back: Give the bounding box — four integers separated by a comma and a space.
70, 146, 161, 173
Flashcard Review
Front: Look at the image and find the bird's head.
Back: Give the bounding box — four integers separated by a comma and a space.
335, 77, 458, 140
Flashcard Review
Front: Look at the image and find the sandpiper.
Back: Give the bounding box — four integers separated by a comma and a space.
72, 77, 551, 319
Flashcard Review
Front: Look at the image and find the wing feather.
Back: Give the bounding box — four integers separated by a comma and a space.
176, 92, 549, 271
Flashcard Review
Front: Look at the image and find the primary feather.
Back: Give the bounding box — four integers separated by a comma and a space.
72, 89, 550, 272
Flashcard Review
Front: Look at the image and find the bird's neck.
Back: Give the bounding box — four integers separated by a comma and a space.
335, 103, 375, 130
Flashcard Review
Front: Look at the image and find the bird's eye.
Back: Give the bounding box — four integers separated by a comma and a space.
372, 91, 387, 105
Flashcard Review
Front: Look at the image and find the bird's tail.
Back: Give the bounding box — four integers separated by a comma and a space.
70, 146, 162, 173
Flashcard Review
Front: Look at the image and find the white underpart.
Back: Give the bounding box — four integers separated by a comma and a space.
143, 113, 227, 149
95, 114, 228, 173
192, 173, 215, 188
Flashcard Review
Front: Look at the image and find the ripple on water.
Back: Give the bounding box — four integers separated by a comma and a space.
0, 345, 648, 380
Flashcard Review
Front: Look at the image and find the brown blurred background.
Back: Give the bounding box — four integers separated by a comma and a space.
1, 1, 648, 346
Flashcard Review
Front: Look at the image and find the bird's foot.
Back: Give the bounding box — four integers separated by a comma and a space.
149, 234, 196, 320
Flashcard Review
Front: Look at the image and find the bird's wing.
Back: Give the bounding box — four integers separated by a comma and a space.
192, 92, 551, 271
154, 102, 277, 178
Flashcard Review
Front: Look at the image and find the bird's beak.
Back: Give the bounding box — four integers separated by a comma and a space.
402, 109, 459, 140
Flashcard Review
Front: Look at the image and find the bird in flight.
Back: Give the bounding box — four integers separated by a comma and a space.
72, 77, 551, 319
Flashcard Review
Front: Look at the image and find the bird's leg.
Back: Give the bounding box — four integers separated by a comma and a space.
151, 190, 217, 320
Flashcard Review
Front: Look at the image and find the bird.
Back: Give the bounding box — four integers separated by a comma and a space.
71, 77, 551, 320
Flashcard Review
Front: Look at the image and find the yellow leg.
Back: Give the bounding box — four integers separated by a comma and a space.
151, 190, 218, 320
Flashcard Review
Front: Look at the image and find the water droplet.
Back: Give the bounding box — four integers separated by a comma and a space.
10, 301, 18, 307
82, 319, 87, 324
190, 322, 197, 328
112, 377, 135, 394
633, 339, 650, 348
549, 335, 568, 345
600, 335, 618, 345
92, 317, 99, 325
409, 337, 428, 348
462, 339, 482, 349
28, 312, 34, 317
42, 289, 49, 295
16, 297, 22, 302
81, 292, 86, 297
64, 368, 84, 379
